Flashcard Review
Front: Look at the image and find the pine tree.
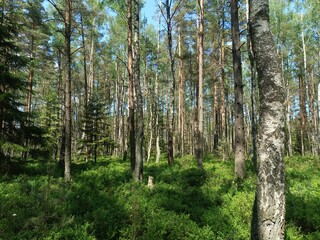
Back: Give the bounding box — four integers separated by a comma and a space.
0, 0, 44, 171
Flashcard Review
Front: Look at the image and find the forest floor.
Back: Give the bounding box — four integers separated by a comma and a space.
0, 154, 319, 239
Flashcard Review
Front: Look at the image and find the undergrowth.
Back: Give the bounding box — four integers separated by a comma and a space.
0, 155, 319, 239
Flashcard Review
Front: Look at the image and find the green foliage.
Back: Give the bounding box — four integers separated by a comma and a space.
0, 156, 319, 239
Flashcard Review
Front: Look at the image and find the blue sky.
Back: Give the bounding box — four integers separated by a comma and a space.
141, 0, 158, 26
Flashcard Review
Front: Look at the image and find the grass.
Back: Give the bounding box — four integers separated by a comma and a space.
0, 155, 319, 239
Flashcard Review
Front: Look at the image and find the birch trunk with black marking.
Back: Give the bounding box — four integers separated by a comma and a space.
249, 0, 286, 238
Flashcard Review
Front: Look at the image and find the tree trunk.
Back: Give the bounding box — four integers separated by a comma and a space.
231, 0, 245, 179
64, 0, 72, 182
212, 74, 219, 152
196, 0, 204, 170
249, 0, 286, 239
246, 0, 257, 168
127, 0, 135, 173
155, 2, 161, 163
178, 29, 186, 157
219, 0, 226, 159
88, 20, 95, 99
283, 56, 293, 157
80, 11, 89, 160
299, 75, 307, 155
133, 0, 143, 181
309, 70, 318, 156
165, 0, 175, 166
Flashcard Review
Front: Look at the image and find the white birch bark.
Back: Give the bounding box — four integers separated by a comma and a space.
249, 0, 286, 239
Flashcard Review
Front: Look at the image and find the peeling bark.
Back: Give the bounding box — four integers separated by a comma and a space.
249, 0, 286, 239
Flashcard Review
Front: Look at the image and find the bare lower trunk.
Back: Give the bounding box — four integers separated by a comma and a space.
246, 0, 257, 168
195, 0, 204, 170
155, 1, 161, 163
178, 29, 186, 157
64, 0, 72, 182
147, 107, 153, 162
133, 0, 143, 181
309, 70, 318, 156
219, 0, 226, 158
127, 0, 135, 173
165, 0, 176, 166
231, 0, 245, 179
250, 0, 286, 238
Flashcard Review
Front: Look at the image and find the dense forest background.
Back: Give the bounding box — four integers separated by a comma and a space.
0, 0, 319, 239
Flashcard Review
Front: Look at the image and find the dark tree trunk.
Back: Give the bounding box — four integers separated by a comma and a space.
64, 0, 72, 182
165, 0, 176, 166
127, 0, 135, 173
133, 0, 143, 181
231, 0, 245, 178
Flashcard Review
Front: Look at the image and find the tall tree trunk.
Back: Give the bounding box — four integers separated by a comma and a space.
283, 56, 293, 156
212, 74, 219, 152
178, 29, 186, 157
133, 0, 143, 181
88, 20, 95, 98
299, 74, 307, 155
249, 0, 286, 238
26, 34, 34, 114
165, 0, 176, 165
127, 0, 135, 173
80, 11, 89, 160
246, 0, 257, 169
23, 29, 35, 161
64, 0, 72, 182
231, 0, 245, 179
309, 70, 318, 156
219, 0, 226, 159
155, 1, 161, 163
80, 12, 88, 110
300, 13, 309, 155
196, 0, 204, 170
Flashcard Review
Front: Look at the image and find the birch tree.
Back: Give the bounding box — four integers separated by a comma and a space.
249, 0, 286, 238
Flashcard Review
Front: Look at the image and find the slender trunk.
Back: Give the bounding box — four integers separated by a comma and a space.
178, 29, 186, 157
64, 0, 72, 182
250, 0, 286, 238
212, 75, 219, 152
231, 0, 245, 178
127, 0, 135, 173
80, 11, 89, 160
89, 20, 95, 99
155, 1, 161, 163
299, 75, 306, 156
166, 0, 175, 165
196, 0, 204, 170
23, 29, 35, 160
115, 60, 121, 156
147, 107, 153, 162
80, 12, 88, 110
309, 70, 317, 156
300, 14, 308, 155
283, 56, 293, 156
219, 0, 226, 158
26, 34, 34, 114
57, 51, 65, 168
246, 0, 257, 168
133, 0, 143, 181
